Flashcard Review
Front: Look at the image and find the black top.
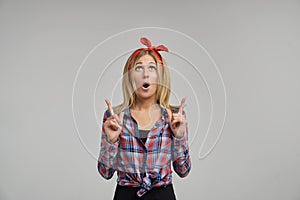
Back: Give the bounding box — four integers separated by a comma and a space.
139, 129, 150, 144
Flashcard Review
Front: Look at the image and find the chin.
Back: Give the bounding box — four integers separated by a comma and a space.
136, 88, 157, 99
136, 93, 156, 100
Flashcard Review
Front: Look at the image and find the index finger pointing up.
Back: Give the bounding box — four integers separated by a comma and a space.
178, 97, 186, 115
105, 99, 115, 116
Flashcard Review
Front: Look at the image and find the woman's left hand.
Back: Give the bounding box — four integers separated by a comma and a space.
167, 97, 187, 138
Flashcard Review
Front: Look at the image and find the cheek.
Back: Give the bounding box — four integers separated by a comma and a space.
150, 72, 158, 82
133, 72, 141, 82
130, 72, 139, 90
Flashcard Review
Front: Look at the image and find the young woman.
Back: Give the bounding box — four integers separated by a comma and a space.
97, 37, 191, 200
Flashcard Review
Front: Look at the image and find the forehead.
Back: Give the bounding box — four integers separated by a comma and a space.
135, 54, 156, 64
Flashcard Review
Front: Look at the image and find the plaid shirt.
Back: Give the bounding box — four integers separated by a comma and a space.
97, 105, 191, 197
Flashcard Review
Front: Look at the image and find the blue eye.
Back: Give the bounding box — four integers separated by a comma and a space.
149, 66, 157, 71
135, 66, 143, 71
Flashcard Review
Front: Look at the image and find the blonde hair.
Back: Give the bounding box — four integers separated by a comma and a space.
113, 50, 179, 114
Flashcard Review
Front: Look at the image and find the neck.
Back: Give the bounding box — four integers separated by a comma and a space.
132, 96, 159, 112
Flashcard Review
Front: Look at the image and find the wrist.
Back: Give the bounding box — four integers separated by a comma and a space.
106, 137, 119, 144
174, 133, 184, 139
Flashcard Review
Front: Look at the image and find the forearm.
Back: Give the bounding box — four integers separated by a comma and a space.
97, 133, 119, 179
171, 122, 191, 177
172, 136, 191, 177
172, 147, 191, 177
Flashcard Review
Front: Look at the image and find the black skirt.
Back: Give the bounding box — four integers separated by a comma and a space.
113, 184, 176, 200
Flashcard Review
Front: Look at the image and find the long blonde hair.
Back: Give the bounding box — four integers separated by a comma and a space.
113, 50, 179, 114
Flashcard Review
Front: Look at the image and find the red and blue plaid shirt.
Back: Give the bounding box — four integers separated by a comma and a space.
97, 105, 191, 197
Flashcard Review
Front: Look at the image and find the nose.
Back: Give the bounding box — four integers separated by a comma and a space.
143, 68, 149, 79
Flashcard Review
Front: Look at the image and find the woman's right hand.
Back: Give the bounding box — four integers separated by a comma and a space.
103, 99, 124, 143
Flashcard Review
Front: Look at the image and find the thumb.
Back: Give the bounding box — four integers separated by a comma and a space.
118, 112, 124, 127
113, 111, 124, 128
166, 108, 173, 122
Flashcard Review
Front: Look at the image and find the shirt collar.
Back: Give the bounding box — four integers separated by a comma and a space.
123, 104, 168, 123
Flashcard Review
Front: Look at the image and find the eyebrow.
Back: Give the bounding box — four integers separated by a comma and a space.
135, 62, 156, 65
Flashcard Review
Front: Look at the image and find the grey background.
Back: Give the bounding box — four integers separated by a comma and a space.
1, 0, 300, 200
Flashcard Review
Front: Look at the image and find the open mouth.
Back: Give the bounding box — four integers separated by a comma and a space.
142, 83, 150, 89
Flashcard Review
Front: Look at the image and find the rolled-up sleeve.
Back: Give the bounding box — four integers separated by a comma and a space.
172, 110, 191, 178
97, 110, 119, 180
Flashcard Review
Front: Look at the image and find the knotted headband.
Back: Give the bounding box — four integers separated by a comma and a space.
128, 37, 169, 71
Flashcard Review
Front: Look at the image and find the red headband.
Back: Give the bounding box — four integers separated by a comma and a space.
128, 37, 169, 71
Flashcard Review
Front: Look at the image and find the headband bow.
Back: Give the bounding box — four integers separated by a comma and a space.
129, 37, 168, 71
140, 37, 169, 52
